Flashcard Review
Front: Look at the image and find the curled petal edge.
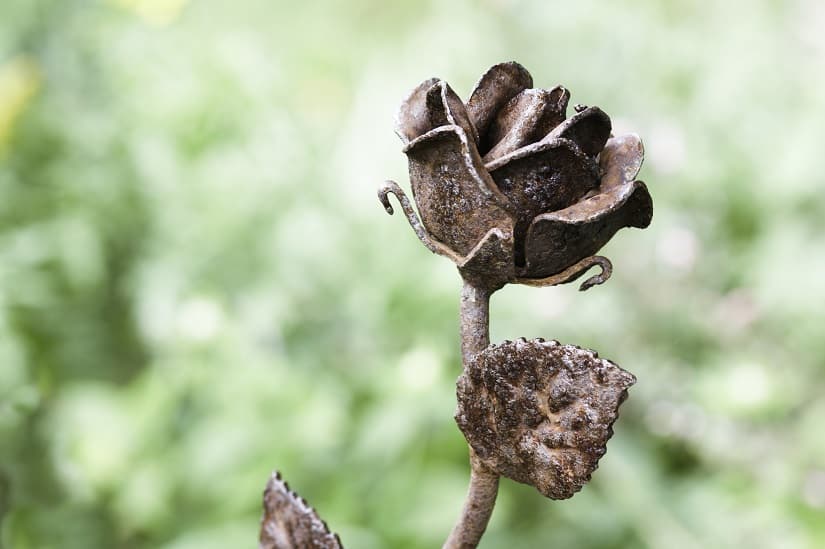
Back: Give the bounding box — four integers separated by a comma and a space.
545, 106, 612, 157
432, 80, 480, 145
484, 135, 590, 175
466, 61, 534, 141
537, 180, 652, 227
522, 180, 652, 278
395, 78, 480, 145
403, 124, 514, 212
394, 77, 441, 144
481, 86, 570, 164
600, 133, 644, 191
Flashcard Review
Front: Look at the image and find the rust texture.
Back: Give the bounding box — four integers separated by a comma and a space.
384, 61, 653, 291
455, 339, 636, 500
261, 61, 651, 549
259, 472, 343, 549
459, 281, 491, 363
443, 281, 499, 549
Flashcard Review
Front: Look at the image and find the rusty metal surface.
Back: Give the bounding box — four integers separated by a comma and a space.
523, 179, 652, 277
259, 61, 653, 549
455, 339, 635, 500
482, 86, 570, 163
404, 125, 514, 259
458, 281, 491, 364
383, 61, 653, 290
544, 105, 612, 157
354, 61, 653, 545
456, 228, 515, 291
259, 472, 343, 549
466, 62, 533, 148
486, 137, 600, 267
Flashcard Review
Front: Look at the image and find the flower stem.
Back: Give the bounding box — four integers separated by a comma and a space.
444, 281, 499, 549
458, 280, 491, 363
444, 450, 500, 549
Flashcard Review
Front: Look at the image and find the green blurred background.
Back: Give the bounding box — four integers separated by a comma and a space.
1, 0, 824, 547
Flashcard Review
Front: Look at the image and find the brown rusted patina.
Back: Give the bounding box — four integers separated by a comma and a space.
381, 61, 652, 292
261, 62, 651, 549
260, 472, 343, 549
256, 61, 653, 549
378, 62, 652, 548
455, 338, 636, 500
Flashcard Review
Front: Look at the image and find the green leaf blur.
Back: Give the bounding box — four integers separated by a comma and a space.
1, 0, 824, 547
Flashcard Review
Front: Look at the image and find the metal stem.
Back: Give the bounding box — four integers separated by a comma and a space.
444, 280, 499, 549
458, 280, 491, 363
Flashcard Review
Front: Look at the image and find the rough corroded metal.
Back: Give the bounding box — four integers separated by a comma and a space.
383, 61, 653, 290
521, 133, 651, 277
260, 472, 343, 549
482, 86, 570, 162
442, 281, 500, 549
545, 106, 612, 157
523, 182, 651, 277
404, 125, 514, 259
466, 62, 534, 149
486, 137, 600, 266
455, 339, 636, 500
456, 228, 515, 291
370, 61, 652, 547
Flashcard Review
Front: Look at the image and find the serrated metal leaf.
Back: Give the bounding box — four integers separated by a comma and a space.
455, 338, 635, 499
259, 471, 343, 549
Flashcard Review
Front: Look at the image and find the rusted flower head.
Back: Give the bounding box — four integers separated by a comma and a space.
380, 62, 652, 290
455, 338, 635, 499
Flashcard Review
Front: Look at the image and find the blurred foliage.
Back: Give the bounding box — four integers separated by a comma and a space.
1, 0, 824, 547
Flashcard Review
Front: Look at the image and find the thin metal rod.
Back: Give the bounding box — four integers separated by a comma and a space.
443, 451, 500, 549
458, 280, 491, 363
377, 180, 462, 262
444, 280, 499, 549
515, 255, 612, 291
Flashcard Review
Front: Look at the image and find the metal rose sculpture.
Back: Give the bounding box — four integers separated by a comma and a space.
259, 62, 652, 549
379, 61, 651, 292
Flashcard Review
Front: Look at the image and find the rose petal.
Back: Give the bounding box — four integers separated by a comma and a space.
599, 133, 644, 191
486, 138, 600, 265
395, 77, 440, 143
522, 180, 653, 278
456, 339, 635, 500
458, 227, 516, 290
546, 106, 611, 157
260, 472, 343, 549
483, 87, 570, 164
427, 80, 480, 145
395, 79, 478, 144
465, 62, 533, 151
404, 125, 514, 256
